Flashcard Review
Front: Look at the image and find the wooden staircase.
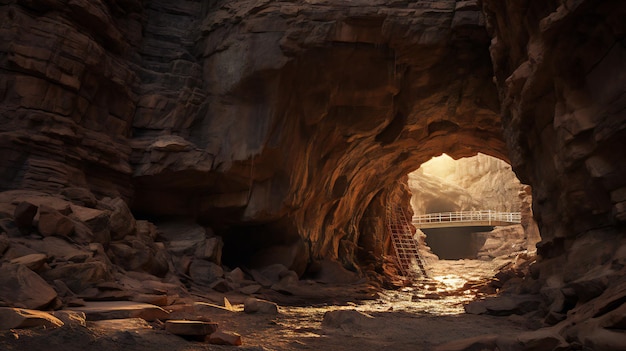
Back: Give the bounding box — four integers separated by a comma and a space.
387, 205, 428, 278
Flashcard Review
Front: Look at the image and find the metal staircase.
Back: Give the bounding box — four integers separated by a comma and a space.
387, 205, 428, 278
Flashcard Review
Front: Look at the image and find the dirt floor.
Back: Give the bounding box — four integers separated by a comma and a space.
0, 259, 533, 351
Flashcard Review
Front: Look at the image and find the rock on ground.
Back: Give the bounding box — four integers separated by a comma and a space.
0, 263, 57, 309
0, 308, 64, 329
69, 301, 169, 321
321, 309, 375, 330
243, 298, 279, 315
164, 320, 218, 336
207, 330, 243, 346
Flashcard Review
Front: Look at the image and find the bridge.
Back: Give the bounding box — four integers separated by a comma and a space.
412, 210, 521, 229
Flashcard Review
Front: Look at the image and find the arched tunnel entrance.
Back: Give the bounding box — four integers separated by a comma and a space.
407, 153, 541, 263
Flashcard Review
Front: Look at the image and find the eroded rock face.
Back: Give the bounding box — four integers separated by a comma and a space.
479, 0, 626, 345
1, 0, 504, 265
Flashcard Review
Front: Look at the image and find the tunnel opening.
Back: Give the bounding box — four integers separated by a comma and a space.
408, 153, 541, 264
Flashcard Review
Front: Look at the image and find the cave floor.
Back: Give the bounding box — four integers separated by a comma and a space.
0, 259, 532, 351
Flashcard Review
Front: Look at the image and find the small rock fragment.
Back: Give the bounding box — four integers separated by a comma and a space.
165, 320, 218, 336
0, 307, 64, 329
51, 310, 87, 327
239, 284, 262, 295
321, 309, 374, 330
207, 330, 243, 346
433, 334, 498, 351
243, 298, 279, 314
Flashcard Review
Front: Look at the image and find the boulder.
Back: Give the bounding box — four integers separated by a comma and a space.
249, 240, 308, 276
69, 204, 111, 244
580, 327, 626, 351
37, 205, 75, 237
9, 253, 48, 271
207, 330, 243, 346
100, 197, 136, 239
250, 263, 289, 287
464, 295, 542, 316
165, 320, 218, 336
107, 239, 169, 277
270, 270, 300, 294
27, 236, 93, 262
225, 267, 246, 286
0, 218, 20, 237
42, 261, 113, 293
310, 259, 360, 284
13, 201, 38, 228
239, 284, 262, 295
0, 307, 64, 329
243, 298, 279, 314
209, 278, 231, 292
321, 309, 374, 330
189, 259, 223, 286
0, 234, 9, 255
0, 263, 57, 309
250, 269, 274, 288
195, 235, 223, 264
157, 221, 206, 256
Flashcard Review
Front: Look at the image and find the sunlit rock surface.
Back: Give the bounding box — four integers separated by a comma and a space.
408, 154, 538, 260
409, 153, 522, 214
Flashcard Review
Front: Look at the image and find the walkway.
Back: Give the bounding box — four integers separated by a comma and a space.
412, 210, 521, 229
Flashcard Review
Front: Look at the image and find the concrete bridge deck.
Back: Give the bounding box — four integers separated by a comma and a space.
412, 210, 521, 229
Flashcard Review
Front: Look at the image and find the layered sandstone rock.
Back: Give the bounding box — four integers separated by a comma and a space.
478, 0, 626, 345
1, 0, 502, 269
409, 153, 523, 214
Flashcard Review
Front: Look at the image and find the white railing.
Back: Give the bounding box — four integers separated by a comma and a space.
412, 210, 521, 225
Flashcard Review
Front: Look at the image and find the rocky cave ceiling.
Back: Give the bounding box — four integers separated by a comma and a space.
0, 0, 625, 296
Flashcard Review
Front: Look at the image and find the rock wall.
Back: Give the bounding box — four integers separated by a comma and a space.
409, 153, 522, 214
480, 0, 626, 337
1, 0, 505, 267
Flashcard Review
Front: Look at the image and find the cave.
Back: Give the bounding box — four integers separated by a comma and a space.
0, 0, 625, 349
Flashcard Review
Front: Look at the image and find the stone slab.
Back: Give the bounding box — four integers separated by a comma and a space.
70, 301, 170, 321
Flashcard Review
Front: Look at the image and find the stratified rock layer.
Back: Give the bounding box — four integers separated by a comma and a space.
1, 0, 502, 267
